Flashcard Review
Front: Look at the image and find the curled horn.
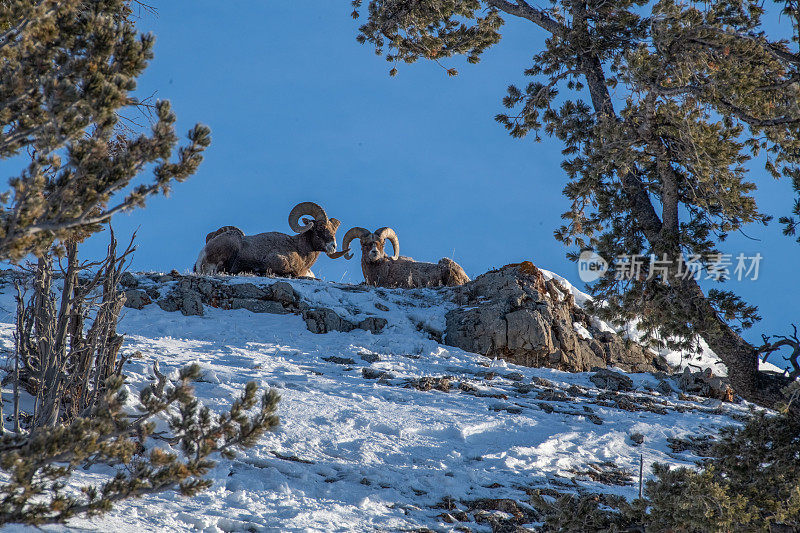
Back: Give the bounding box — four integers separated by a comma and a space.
339, 227, 371, 260
375, 227, 399, 260
288, 202, 328, 234
327, 250, 350, 259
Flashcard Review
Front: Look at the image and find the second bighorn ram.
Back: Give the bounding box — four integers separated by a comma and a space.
341, 227, 470, 288
194, 202, 347, 277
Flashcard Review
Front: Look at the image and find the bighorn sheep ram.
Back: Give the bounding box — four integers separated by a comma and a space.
341, 227, 470, 288
194, 202, 347, 277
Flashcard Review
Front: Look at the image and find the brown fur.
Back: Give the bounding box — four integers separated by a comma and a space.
205, 226, 244, 244
354, 230, 469, 288
195, 211, 342, 277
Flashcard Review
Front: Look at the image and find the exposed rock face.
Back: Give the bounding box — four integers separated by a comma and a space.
157, 284, 204, 316
119, 272, 139, 289
126, 274, 387, 335
302, 307, 386, 334
444, 262, 669, 373
231, 298, 286, 314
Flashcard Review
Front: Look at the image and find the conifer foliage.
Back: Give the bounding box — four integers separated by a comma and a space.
350, 0, 800, 407
530, 412, 800, 531
0, 361, 280, 526
0, 0, 210, 260
0, 235, 281, 526
0, 2, 281, 526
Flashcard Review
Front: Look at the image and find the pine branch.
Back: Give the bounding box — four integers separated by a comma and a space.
0, 363, 280, 526
485, 0, 564, 34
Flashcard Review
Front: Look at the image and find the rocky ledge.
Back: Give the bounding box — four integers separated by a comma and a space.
120, 272, 387, 336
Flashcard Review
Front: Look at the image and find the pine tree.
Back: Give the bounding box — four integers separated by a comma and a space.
0, 363, 280, 526
0, 2, 266, 525
530, 411, 800, 531
0, 0, 210, 260
350, 0, 800, 408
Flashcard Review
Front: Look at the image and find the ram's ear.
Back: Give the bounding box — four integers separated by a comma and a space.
330, 218, 341, 231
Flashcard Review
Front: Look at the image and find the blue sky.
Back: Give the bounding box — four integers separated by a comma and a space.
16, 2, 800, 350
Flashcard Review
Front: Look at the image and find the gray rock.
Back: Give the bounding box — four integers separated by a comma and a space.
656, 380, 674, 396
629, 432, 644, 446
322, 356, 356, 365
589, 368, 634, 392
532, 377, 555, 388
357, 317, 388, 334
231, 298, 287, 314
269, 282, 298, 306
301, 307, 387, 335
123, 289, 151, 310
156, 296, 180, 313
119, 272, 138, 288
187, 278, 219, 298
143, 273, 384, 335
145, 287, 161, 300
362, 368, 394, 380
361, 353, 381, 363
157, 287, 204, 316
181, 291, 204, 316
229, 283, 269, 300
303, 308, 355, 334
444, 263, 669, 373
514, 383, 538, 394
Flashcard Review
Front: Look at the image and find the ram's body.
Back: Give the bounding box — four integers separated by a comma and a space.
194, 202, 345, 277
196, 231, 324, 277
361, 255, 470, 288
341, 226, 470, 289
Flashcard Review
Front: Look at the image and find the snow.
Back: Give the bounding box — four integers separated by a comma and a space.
0, 274, 762, 532
573, 322, 592, 340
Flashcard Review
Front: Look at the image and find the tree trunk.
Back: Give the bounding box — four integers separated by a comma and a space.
559, 1, 779, 407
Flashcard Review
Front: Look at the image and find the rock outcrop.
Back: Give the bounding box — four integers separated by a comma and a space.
444, 262, 669, 373
123, 273, 387, 335
590, 368, 635, 392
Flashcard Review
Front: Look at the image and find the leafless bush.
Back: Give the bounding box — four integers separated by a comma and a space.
0, 232, 282, 526
12, 230, 134, 428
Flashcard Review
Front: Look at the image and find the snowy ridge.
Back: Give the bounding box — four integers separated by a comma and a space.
0, 274, 757, 532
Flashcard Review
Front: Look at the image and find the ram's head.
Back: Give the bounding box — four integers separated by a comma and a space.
341, 227, 400, 262
288, 202, 346, 258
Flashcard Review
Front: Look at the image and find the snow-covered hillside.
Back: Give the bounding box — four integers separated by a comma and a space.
0, 273, 759, 532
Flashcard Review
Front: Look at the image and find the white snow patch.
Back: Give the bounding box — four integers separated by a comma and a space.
573, 322, 593, 340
